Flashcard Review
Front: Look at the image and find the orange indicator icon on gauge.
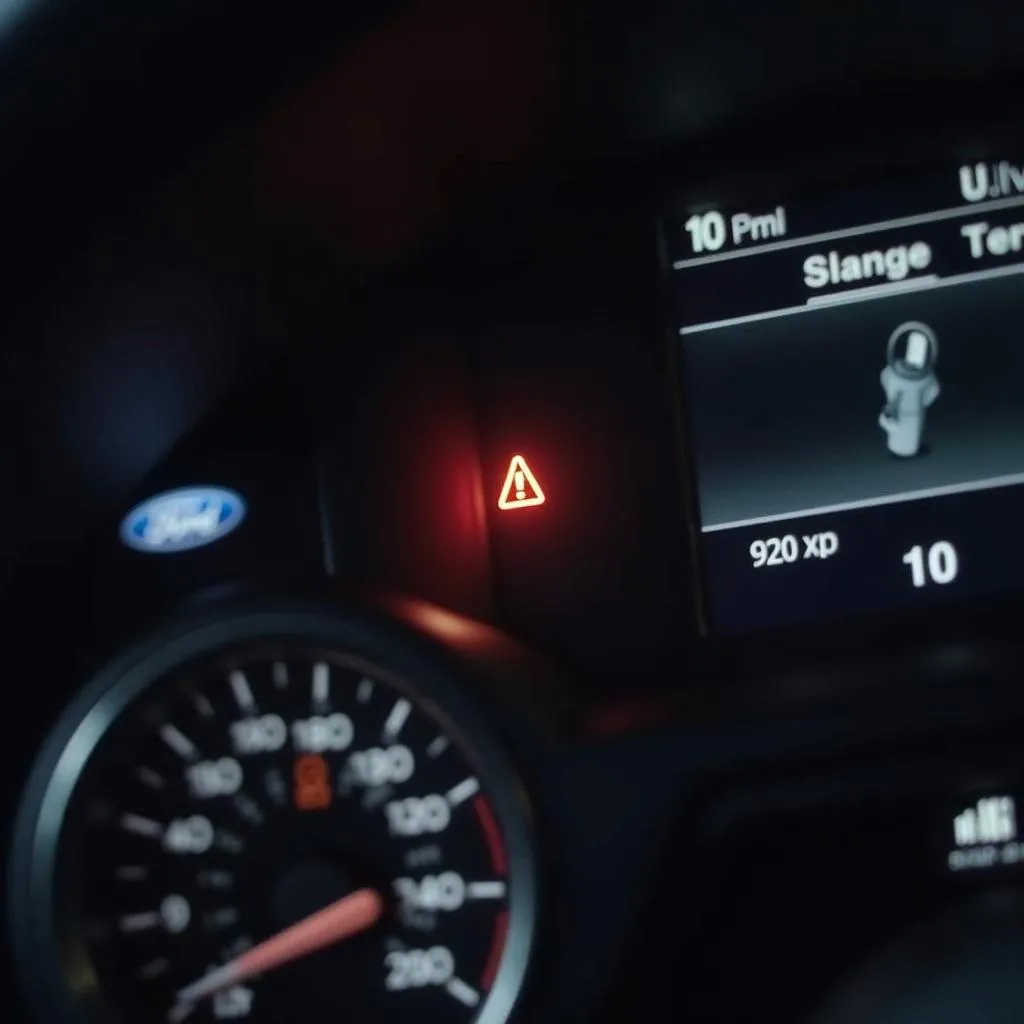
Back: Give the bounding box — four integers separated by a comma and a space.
294, 754, 331, 811
498, 455, 545, 510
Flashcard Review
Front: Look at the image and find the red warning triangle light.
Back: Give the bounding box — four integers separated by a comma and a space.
498, 455, 546, 510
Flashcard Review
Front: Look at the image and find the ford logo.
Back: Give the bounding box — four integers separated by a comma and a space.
119, 486, 247, 554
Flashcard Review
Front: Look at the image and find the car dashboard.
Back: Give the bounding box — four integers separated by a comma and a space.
5, 3, 1024, 1023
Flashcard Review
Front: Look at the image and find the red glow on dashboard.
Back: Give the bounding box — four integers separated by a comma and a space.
396, 601, 495, 649
480, 910, 509, 992
498, 454, 545, 509
474, 795, 508, 875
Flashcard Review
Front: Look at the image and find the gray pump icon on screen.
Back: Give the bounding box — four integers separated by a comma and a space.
878, 321, 940, 457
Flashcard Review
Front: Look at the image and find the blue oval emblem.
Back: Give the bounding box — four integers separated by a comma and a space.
119, 486, 247, 554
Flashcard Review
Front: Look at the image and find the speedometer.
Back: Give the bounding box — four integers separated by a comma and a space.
10, 607, 537, 1024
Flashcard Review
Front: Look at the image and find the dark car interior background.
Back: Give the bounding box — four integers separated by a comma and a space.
5, 2, 1024, 1022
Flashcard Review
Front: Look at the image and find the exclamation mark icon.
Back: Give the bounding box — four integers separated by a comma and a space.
498, 454, 546, 510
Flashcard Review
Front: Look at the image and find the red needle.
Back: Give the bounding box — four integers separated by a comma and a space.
175, 888, 384, 1005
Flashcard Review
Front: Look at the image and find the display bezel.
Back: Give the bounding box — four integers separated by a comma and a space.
660, 100, 1024, 642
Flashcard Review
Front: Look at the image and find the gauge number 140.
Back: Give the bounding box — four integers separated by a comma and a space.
902, 541, 958, 588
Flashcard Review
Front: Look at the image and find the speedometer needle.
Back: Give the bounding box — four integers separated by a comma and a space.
175, 888, 384, 1005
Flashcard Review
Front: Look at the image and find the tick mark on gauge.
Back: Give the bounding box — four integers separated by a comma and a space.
214, 829, 245, 855
467, 881, 507, 900
159, 725, 197, 761
167, 1002, 195, 1024
233, 794, 264, 826
228, 670, 256, 712
121, 814, 164, 838
264, 769, 287, 807
383, 699, 411, 739
197, 869, 235, 890
272, 662, 289, 689
357, 678, 375, 703
445, 977, 481, 1008
427, 736, 449, 759
203, 907, 240, 930
115, 865, 149, 882
119, 911, 161, 933
446, 777, 480, 807
138, 958, 170, 980
137, 766, 166, 790
223, 935, 254, 959
312, 661, 330, 707
192, 694, 215, 719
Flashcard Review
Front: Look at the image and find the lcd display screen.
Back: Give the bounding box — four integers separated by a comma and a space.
668, 158, 1024, 631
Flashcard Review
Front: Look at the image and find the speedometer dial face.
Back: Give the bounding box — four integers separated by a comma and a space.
10, 613, 536, 1024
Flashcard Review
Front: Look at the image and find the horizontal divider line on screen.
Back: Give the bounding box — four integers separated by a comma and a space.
679, 260, 1024, 335
805, 274, 940, 305
702, 472, 1024, 533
